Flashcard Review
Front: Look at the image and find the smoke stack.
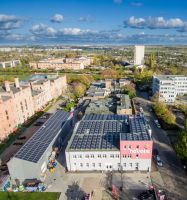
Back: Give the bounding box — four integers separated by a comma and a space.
14, 78, 20, 88
4, 81, 10, 92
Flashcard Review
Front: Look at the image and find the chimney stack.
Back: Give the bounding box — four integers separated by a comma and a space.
4, 81, 10, 92
15, 78, 20, 88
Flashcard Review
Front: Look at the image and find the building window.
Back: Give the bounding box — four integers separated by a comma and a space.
116, 154, 119, 158
86, 163, 89, 167
73, 155, 76, 158
124, 145, 126, 149
74, 163, 76, 166
92, 163, 95, 167
123, 163, 126, 167
129, 145, 131, 149
123, 154, 126, 158
91, 154, 94, 158
110, 154, 114, 158
130, 163, 132, 167
98, 154, 101, 158
103, 154, 107, 158
99, 163, 101, 167
136, 145, 139, 149
80, 163, 83, 167
85, 154, 89, 158
136, 154, 139, 158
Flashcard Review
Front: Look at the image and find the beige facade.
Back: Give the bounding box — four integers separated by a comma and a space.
0, 75, 67, 140
29, 57, 92, 70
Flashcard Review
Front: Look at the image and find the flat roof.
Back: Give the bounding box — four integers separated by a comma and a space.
121, 117, 150, 141
154, 75, 187, 81
118, 94, 131, 109
67, 114, 150, 152
14, 110, 71, 163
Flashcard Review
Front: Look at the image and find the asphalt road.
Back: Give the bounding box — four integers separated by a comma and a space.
135, 92, 187, 200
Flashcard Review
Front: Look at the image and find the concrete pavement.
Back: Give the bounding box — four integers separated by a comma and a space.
135, 93, 187, 200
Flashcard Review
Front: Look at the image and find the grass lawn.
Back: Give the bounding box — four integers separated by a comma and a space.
0, 192, 61, 200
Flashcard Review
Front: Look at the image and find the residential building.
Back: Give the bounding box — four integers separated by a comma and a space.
152, 75, 187, 103
66, 114, 152, 172
0, 60, 20, 68
0, 79, 35, 140
0, 75, 67, 140
134, 45, 145, 66
29, 57, 92, 70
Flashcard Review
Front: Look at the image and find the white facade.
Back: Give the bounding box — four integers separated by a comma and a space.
152, 75, 187, 103
65, 150, 151, 171
134, 45, 145, 66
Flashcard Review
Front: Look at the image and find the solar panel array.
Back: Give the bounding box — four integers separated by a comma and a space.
83, 114, 128, 121
69, 115, 127, 151
15, 111, 70, 163
69, 114, 151, 151
121, 117, 150, 141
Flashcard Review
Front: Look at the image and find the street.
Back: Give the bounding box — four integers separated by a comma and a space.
135, 92, 187, 200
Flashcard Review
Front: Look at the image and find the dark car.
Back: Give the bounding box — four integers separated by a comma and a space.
34, 121, 44, 126
138, 189, 156, 200
153, 149, 159, 156
13, 142, 23, 145
18, 136, 26, 140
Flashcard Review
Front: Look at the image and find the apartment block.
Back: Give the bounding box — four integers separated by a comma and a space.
29, 57, 92, 70
152, 75, 187, 103
0, 75, 67, 140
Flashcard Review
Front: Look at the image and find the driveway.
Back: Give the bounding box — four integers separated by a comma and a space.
135, 93, 187, 200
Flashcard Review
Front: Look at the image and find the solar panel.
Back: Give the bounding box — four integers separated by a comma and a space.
15, 110, 71, 163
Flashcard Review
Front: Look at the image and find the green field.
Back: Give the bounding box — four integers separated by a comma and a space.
0, 192, 61, 200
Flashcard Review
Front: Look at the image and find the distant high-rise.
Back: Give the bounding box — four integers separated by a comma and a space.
134, 45, 145, 66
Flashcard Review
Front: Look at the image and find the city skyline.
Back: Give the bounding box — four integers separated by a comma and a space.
0, 0, 187, 45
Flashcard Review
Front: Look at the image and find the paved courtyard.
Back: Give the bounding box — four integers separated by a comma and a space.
44, 161, 151, 200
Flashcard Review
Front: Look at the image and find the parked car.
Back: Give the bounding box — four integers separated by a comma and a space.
13, 142, 23, 145
140, 107, 143, 113
153, 148, 159, 156
18, 136, 26, 140
34, 121, 44, 126
155, 155, 163, 167
154, 119, 161, 128
138, 189, 156, 200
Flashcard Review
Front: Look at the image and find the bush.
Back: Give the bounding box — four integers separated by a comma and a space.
153, 102, 176, 125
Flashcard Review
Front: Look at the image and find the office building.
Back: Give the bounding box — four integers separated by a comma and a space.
152, 75, 187, 103
134, 45, 145, 66
66, 114, 152, 172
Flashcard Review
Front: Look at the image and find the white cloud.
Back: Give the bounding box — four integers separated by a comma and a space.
30, 24, 56, 37
0, 14, 22, 30
124, 16, 187, 32
51, 14, 64, 23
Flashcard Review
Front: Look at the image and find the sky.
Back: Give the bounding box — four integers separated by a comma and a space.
0, 0, 187, 45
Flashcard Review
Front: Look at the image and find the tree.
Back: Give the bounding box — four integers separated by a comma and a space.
123, 83, 136, 99
153, 101, 176, 125
71, 82, 86, 98
101, 69, 119, 79
176, 120, 187, 161
149, 52, 155, 69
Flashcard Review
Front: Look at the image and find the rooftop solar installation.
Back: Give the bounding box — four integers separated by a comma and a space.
68, 114, 151, 151
15, 111, 71, 163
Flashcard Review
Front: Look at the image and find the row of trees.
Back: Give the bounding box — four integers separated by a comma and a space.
175, 120, 187, 163
153, 101, 176, 125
